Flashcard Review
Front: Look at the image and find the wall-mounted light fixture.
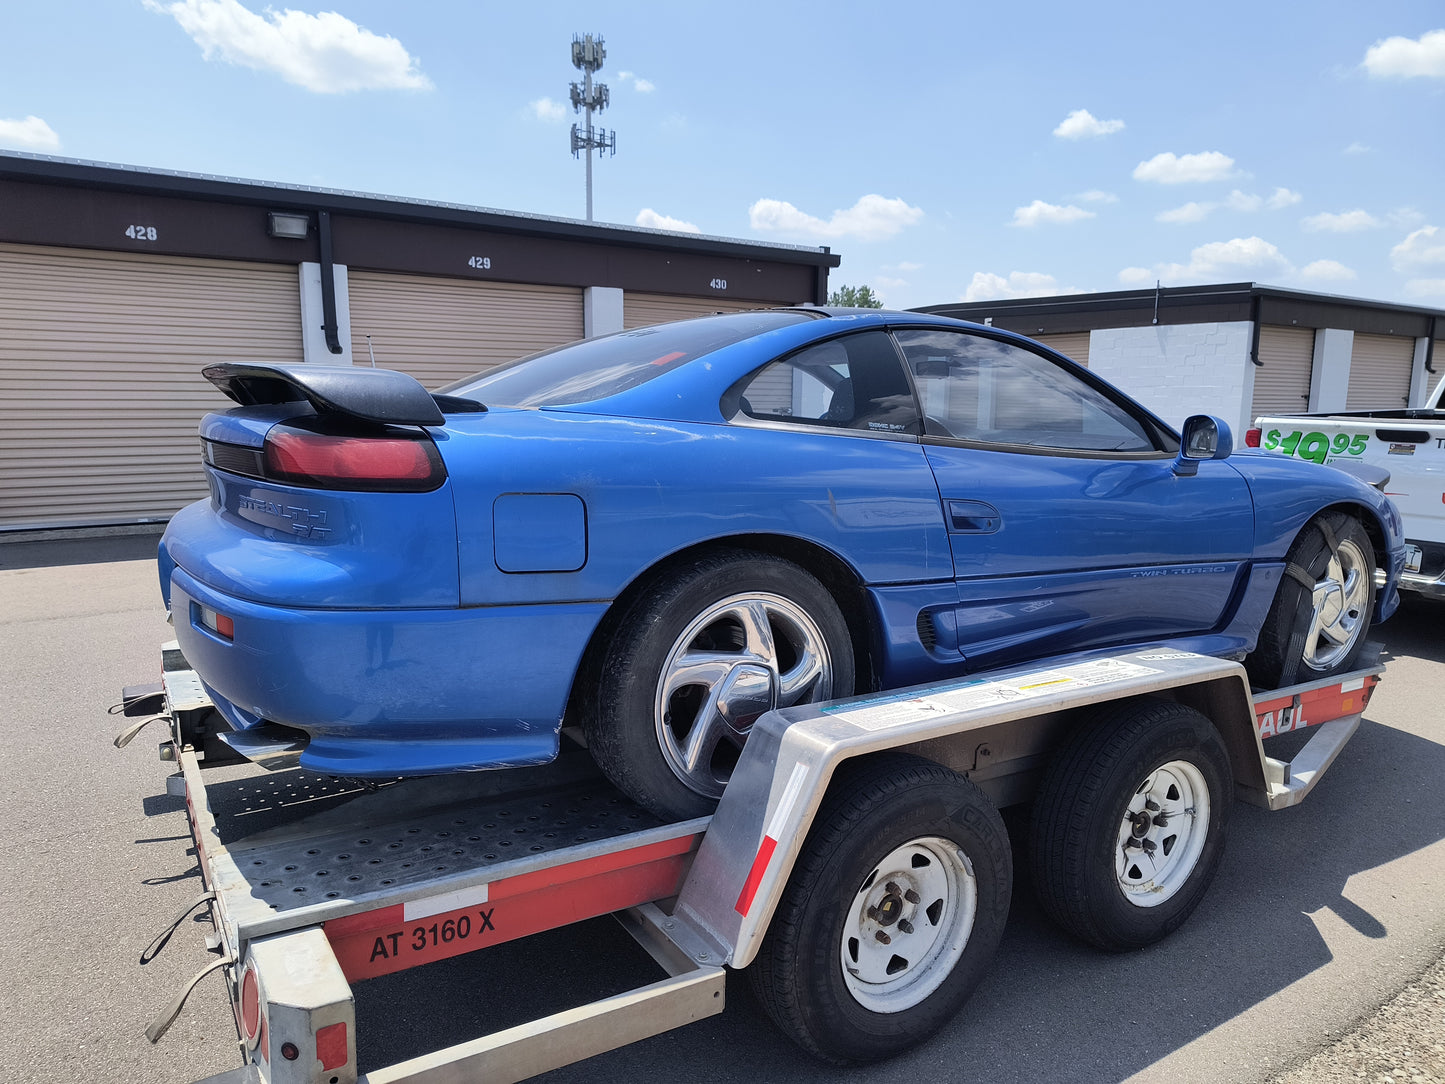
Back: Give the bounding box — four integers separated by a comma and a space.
267, 212, 310, 239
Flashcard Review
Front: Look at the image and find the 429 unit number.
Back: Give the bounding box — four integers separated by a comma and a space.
468, 256, 492, 270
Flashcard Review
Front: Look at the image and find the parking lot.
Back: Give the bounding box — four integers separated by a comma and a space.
1, 532, 1441, 1084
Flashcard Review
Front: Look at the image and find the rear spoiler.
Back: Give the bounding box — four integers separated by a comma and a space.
201, 362, 484, 426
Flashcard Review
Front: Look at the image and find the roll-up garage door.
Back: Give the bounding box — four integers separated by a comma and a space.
1251, 326, 1315, 417
347, 272, 583, 388
1032, 331, 1090, 368
623, 292, 775, 330
1347, 333, 1414, 409
0, 243, 302, 531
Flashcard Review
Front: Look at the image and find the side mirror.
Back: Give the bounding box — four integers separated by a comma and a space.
1173, 415, 1233, 476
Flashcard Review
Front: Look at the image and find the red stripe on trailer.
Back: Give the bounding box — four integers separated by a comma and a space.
734, 836, 778, 917
324, 833, 700, 982
1254, 674, 1380, 739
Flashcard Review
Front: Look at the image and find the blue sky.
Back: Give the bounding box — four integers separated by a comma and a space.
2, 1, 1443, 310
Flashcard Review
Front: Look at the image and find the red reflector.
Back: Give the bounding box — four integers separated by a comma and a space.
1244, 428, 1261, 448
240, 967, 260, 1040
266, 431, 435, 483
316, 1022, 349, 1071
215, 613, 235, 639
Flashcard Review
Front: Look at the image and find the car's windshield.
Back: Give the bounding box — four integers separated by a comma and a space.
440, 310, 816, 407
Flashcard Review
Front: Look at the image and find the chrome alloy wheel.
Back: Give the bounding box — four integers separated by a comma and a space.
1114, 760, 1211, 907
1301, 538, 1371, 672
654, 592, 833, 797
839, 837, 979, 1013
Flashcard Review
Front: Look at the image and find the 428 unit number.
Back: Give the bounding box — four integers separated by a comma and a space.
125, 225, 158, 241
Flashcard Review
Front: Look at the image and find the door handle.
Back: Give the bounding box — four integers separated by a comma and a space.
948, 500, 1001, 533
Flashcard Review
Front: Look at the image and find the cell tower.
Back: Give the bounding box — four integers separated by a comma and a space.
569, 33, 615, 222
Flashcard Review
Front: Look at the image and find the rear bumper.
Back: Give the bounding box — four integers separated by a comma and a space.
169, 566, 608, 776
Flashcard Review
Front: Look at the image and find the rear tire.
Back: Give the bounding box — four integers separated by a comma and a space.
1029, 699, 1232, 952
749, 754, 1012, 1063
1247, 512, 1375, 688
583, 551, 854, 821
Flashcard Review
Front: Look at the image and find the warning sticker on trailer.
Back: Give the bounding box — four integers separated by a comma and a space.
823, 658, 1162, 731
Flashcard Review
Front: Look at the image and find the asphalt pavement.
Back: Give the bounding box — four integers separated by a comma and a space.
1, 534, 1441, 1084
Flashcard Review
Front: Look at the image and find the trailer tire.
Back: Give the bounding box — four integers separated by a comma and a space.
1247, 512, 1376, 688
749, 753, 1011, 1063
1029, 699, 1232, 952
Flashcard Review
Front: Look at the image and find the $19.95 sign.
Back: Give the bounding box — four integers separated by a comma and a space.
1262, 428, 1367, 464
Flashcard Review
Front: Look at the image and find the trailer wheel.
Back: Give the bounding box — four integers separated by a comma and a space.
1029, 699, 1232, 952
1247, 512, 1376, 688
749, 754, 1011, 1063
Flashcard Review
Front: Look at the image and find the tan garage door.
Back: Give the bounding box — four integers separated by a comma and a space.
1347, 333, 1414, 409
1252, 326, 1315, 417
1032, 331, 1090, 368
348, 271, 583, 388
0, 243, 302, 531
623, 292, 775, 330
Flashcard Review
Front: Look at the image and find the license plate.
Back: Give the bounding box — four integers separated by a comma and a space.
1405, 544, 1422, 573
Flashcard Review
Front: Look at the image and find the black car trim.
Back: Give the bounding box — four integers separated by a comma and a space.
202, 362, 483, 426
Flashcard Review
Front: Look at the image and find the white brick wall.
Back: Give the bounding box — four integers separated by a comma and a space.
1086, 322, 1255, 435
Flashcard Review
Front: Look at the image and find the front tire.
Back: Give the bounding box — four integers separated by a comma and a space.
1247, 512, 1376, 688
749, 754, 1012, 1063
583, 551, 854, 820
1029, 699, 1232, 952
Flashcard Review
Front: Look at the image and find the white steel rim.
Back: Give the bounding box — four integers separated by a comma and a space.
654, 592, 832, 798
1114, 760, 1210, 908
839, 836, 978, 1013
1302, 538, 1370, 672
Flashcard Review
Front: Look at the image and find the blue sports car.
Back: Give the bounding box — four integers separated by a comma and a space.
159, 309, 1405, 819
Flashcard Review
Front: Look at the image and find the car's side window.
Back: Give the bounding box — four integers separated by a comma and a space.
892, 328, 1158, 452
730, 331, 922, 436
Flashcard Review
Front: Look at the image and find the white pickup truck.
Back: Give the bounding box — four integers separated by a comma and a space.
1250, 374, 1445, 599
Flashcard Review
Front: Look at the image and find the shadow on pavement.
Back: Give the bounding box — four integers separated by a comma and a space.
0, 531, 163, 570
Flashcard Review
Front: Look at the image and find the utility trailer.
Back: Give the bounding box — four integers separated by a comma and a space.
123, 641, 1384, 1083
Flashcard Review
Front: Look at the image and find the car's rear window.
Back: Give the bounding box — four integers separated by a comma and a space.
440, 311, 817, 407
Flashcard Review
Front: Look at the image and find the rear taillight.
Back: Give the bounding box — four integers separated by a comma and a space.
263, 430, 445, 491
205, 421, 447, 492
1244, 427, 1261, 448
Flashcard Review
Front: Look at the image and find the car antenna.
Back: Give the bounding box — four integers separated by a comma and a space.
366, 334, 377, 368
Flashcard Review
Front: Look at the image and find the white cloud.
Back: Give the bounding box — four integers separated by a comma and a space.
528, 97, 566, 122
1135, 236, 1292, 285
1388, 207, 1426, 229
1403, 278, 1445, 301
1053, 108, 1124, 139
0, 115, 60, 151
1156, 190, 1293, 224
1392, 225, 1445, 272
635, 208, 700, 233
1344, 141, 1372, 155
1133, 151, 1236, 184
1299, 259, 1357, 282
615, 71, 655, 93
1266, 187, 1302, 209
874, 276, 908, 295
1157, 202, 1212, 224
1363, 29, 1445, 79
895, 261, 923, 272
1011, 200, 1095, 227
749, 194, 923, 241
1077, 190, 1118, 203
144, 0, 431, 93
962, 271, 1074, 302
1302, 209, 1381, 232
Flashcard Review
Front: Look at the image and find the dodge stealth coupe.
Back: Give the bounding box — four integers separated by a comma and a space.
159, 308, 1405, 819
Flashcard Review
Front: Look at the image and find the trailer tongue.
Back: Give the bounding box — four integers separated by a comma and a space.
124, 641, 1383, 1083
